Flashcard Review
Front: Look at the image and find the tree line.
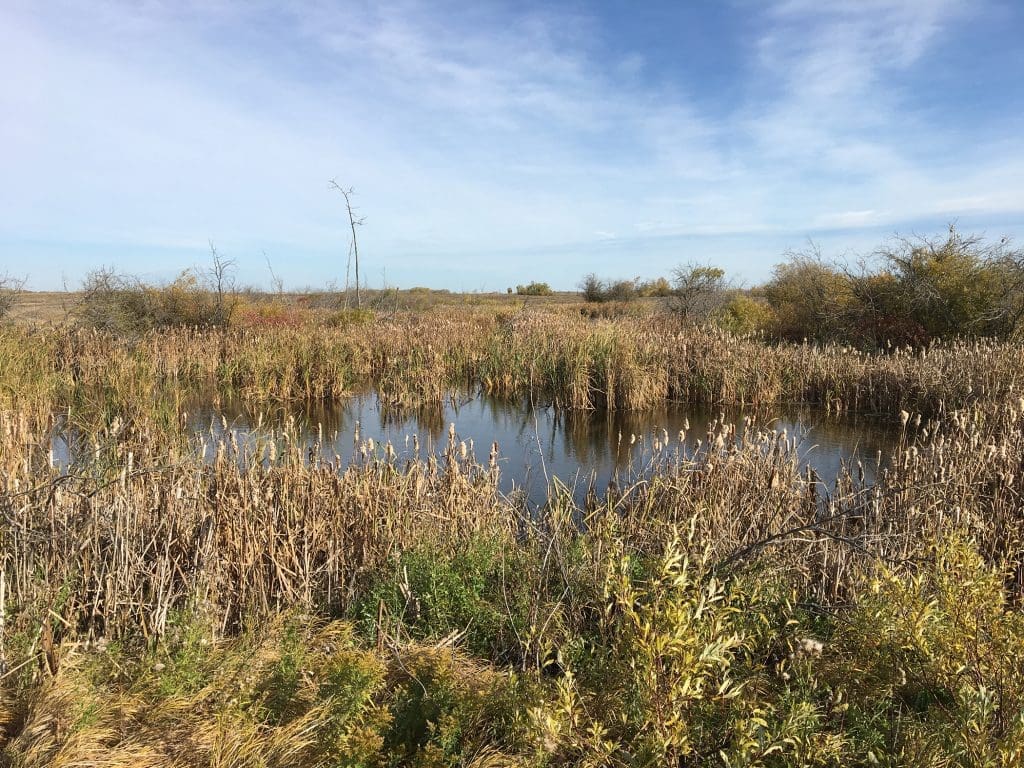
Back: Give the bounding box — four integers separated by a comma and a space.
580, 227, 1024, 347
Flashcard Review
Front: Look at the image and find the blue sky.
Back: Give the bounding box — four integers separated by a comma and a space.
2, 0, 1023, 291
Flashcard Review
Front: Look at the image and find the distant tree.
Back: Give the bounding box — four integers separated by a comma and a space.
606, 279, 638, 302
578, 274, 643, 303
264, 251, 285, 296
205, 241, 238, 327
579, 273, 605, 302
516, 282, 553, 296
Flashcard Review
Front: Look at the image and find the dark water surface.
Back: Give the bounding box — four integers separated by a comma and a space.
178, 391, 896, 507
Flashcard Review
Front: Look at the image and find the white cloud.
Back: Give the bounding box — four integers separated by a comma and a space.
0, 0, 1021, 290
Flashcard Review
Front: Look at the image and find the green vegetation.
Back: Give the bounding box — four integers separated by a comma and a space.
577, 228, 1024, 348
517, 282, 554, 296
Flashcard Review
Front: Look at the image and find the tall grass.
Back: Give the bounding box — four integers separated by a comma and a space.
4, 394, 1024, 645
4, 310, 1024, 426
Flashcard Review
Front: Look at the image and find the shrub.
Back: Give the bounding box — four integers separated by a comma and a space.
763, 252, 852, 342
821, 536, 1024, 763
763, 229, 1024, 346
578, 274, 640, 303
75, 266, 237, 333
669, 263, 728, 322
530, 529, 839, 766
719, 294, 774, 336
516, 282, 553, 296
637, 276, 672, 297
579, 273, 605, 302
878, 228, 1024, 342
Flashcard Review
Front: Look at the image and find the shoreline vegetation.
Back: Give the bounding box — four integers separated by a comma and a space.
4, 232, 1024, 765
3, 314, 1023, 421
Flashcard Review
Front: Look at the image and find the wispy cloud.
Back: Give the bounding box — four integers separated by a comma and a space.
0, 0, 1021, 289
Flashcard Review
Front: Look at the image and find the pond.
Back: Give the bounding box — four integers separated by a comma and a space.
176, 390, 897, 508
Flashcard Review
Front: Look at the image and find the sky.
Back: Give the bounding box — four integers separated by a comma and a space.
2, 0, 1023, 291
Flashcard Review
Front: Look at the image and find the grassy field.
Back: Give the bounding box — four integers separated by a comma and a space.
5, 289, 586, 326
2, 302, 1024, 765
4, 292, 75, 325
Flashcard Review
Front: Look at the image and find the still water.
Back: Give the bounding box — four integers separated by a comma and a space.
182, 391, 896, 507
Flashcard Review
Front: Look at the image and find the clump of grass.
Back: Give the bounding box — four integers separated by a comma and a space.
2, 614, 540, 767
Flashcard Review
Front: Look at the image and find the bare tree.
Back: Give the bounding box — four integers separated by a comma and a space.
264, 251, 285, 296
205, 241, 237, 327
0, 272, 26, 321
329, 180, 365, 309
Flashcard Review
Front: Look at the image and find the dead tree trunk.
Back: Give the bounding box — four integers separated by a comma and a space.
329, 180, 364, 309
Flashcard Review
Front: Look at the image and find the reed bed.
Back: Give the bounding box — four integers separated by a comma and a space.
1, 415, 503, 642
4, 397, 1024, 763
3, 394, 1024, 646
4, 310, 1024, 428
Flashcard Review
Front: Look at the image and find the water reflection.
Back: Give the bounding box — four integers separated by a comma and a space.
179, 391, 896, 508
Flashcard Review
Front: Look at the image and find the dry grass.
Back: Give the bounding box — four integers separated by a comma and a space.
4, 309, 1023, 427
3, 392, 1024, 649
5, 310, 1024, 763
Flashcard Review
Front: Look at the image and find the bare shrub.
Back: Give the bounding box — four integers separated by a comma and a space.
0, 271, 26, 321
669, 262, 728, 322
76, 249, 238, 333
